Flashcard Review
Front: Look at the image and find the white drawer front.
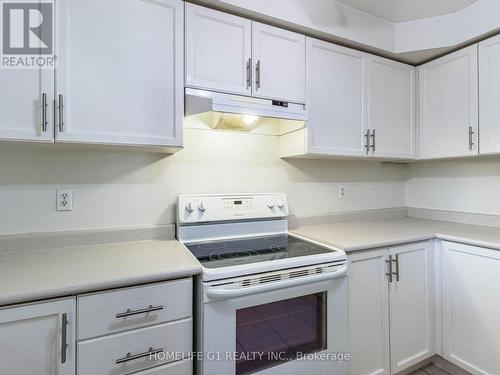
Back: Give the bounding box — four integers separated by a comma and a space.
133, 359, 192, 375
78, 319, 192, 375
78, 279, 192, 340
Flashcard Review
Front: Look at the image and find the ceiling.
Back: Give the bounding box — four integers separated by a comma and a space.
335, 0, 477, 23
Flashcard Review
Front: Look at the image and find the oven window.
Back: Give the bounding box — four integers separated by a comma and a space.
236, 292, 327, 375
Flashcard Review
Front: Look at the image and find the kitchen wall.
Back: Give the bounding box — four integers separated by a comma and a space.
406, 158, 500, 215
0, 128, 406, 235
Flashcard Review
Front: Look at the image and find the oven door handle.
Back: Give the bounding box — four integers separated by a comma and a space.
206, 264, 347, 299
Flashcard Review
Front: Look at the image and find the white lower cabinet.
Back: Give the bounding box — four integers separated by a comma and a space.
0, 298, 76, 375
441, 241, 500, 375
348, 242, 435, 375
77, 279, 193, 375
388, 242, 435, 373
348, 249, 391, 375
133, 360, 192, 375
77, 319, 192, 375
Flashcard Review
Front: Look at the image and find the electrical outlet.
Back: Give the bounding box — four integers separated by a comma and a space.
56, 189, 73, 211
338, 185, 347, 200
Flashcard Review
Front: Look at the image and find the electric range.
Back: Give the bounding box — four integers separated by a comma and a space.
177, 193, 348, 375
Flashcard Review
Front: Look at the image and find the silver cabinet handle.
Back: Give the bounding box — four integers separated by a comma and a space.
58, 94, 65, 132
246, 58, 252, 89
61, 313, 68, 364
41, 93, 48, 132
365, 129, 371, 155
392, 254, 400, 282
385, 255, 393, 283
370, 129, 376, 153
115, 304, 164, 319
116, 347, 164, 364
469, 126, 474, 151
255, 60, 261, 89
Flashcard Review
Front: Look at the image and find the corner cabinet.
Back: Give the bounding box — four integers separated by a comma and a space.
280, 37, 415, 160
441, 241, 500, 375
348, 242, 435, 375
185, 3, 306, 103
0, 298, 76, 375
55, 0, 183, 148
418, 45, 478, 159
479, 34, 500, 155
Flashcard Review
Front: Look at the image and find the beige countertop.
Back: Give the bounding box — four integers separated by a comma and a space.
3, 216, 500, 307
0, 240, 201, 307
291, 217, 500, 252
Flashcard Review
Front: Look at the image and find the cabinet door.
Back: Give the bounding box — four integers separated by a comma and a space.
0, 298, 75, 375
0, 67, 53, 142
56, 0, 183, 147
348, 249, 390, 375
307, 38, 368, 156
185, 4, 252, 95
442, 241, 500, 375
418, 45, 478, 159
479, 34, 500, 155
389, 242, 435, 373
368, 56, 415, 159
252, 22, 305, 103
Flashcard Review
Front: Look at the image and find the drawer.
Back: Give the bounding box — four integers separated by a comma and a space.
132, 359, 192, 375
78, 318, 192, 375
78, 278, 192, 339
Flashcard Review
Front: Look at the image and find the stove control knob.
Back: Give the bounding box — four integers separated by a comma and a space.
185, 202, 194, 213
198, 201, 207, 212
267, 200, 275, 209
276, 200, 285, 209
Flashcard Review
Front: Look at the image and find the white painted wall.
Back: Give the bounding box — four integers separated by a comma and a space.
0, 129, 406, 235
196, 0, 500, 64
405, 158, 500, 215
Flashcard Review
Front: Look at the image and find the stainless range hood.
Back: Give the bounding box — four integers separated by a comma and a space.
184, 88, 307, 136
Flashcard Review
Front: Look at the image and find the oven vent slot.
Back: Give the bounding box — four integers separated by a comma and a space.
315, 267, 324, 274
241, 279, 252, 287
258, 274, 282, 284
289, 269, 310, 279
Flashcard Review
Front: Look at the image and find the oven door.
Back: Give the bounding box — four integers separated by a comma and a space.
199, 265, 348, 375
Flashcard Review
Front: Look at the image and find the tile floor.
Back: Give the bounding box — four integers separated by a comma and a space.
410, 363, 453, 375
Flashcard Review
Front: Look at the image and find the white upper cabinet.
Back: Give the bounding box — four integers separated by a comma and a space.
479, 34, 500, 155
185, 5, 305, 103
306, 38, 367, 156
367, 56, 416, 159
0, 65, 54, 143
389, 242, 435, 373
185, 3, 252, 95
0, 298, 75, 375
282, 37, 415, 160
55, 0, 183, 147
252, 22, 306, 103
418, 45, 479, 159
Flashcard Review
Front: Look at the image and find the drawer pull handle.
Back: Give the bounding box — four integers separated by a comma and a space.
115, 305, 164, 319
116, 347, 164, 364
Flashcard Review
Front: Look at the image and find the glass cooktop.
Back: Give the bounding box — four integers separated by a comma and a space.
184, 234, 335, 269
